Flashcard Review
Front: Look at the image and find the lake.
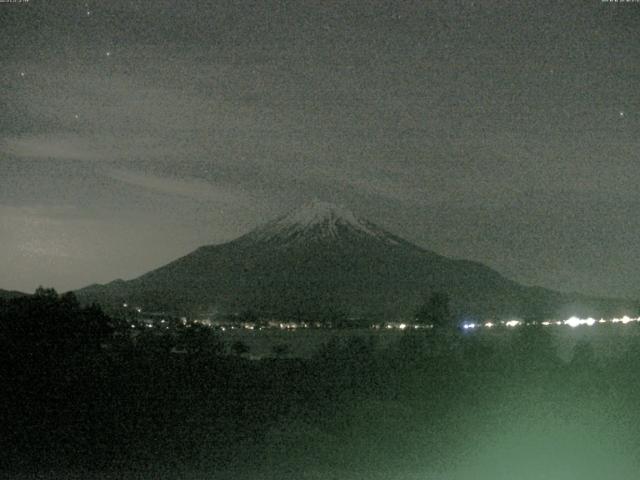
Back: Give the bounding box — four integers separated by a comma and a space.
216, 323, 640, 361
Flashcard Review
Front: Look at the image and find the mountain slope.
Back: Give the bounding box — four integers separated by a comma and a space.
76, 201, 634, 321
0, 289, 28, 300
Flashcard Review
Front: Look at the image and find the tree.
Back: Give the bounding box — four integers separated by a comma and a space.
0, 288, 114, 383
271, 343, 291, 358
137, 329, 175, 355
238, 309, 259, 324
415, 292, 454, 330
176, 324, 224, 356
313, 304, 349, 328
231, 340, 250, 357
34, 286, 58, 299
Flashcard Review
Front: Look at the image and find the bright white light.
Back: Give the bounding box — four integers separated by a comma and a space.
123, 303, 128, 308
611, 316, 634, 324
565, 316, 581, 328
136, 307, 142, 313
564, 316, 597, 328
399, 323, 407, 330
492, 316, 640, 327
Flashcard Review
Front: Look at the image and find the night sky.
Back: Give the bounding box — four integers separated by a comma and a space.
1, 0, 638, 298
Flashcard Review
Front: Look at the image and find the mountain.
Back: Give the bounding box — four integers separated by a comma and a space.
76, 201, 634, 321
0, 289, 28, 301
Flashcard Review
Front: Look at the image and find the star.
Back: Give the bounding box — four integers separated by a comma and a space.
20, 71, 25, 77
106, 51, 112, 57
619, 111, 625, 117
86, 10, 91, 16
74, 114, 79, 120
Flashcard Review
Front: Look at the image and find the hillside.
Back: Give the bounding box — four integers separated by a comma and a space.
0, 289, 28, 301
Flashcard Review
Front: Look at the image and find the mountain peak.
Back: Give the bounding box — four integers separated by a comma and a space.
278, 200, 359, 228
248, 200, 391, 243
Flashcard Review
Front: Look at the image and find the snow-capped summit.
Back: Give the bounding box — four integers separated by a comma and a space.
270, 200, 371, 233
248, 200, 395, 244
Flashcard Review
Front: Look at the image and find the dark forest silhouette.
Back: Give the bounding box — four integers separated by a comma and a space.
2, 289, 640, 479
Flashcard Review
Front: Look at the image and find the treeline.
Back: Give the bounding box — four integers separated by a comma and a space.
0, 287, 112, 363
2, 289, 640, 479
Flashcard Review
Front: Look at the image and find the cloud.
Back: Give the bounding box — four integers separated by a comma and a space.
0, 204, 81, 219
2, 135, 105, 161
0, 204, 82, 264
108, 168, 256, 207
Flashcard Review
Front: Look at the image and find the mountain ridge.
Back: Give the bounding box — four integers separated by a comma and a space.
0, 289, 28, 300
76, 201, 635, 321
